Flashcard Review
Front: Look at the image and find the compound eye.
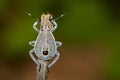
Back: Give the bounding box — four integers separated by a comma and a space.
42, 50, 49, 55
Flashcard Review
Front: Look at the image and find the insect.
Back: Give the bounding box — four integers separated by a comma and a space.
29, 13, 62, 68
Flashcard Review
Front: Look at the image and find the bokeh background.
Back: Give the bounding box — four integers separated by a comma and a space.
0, 0, 120, 80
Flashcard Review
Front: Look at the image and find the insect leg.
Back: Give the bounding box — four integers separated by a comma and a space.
56, 41, 62, 47
51, 20, 58, 32
33, 20, 40, 33
29, 48, 41, 68
48, 51, 60, 68
29, 41, 36, 46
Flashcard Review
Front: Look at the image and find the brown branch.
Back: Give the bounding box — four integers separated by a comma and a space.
36, 59, 49, 80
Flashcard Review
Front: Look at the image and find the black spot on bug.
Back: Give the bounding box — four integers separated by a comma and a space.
42, 50, 49, 55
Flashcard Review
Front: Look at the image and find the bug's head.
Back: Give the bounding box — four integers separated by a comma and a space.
40, 13, 54, 31
41, 13, 53, 20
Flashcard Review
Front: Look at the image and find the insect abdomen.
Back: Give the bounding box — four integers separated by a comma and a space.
34, 31, 56, 60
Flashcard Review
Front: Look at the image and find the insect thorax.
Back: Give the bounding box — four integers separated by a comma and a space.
40, 13, 54, 31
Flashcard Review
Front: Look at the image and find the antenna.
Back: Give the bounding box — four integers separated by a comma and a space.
25, 10, 37, 20
54, 13, 66, 21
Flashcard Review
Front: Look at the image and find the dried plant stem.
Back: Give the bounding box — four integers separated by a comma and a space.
36, 59, 49, 80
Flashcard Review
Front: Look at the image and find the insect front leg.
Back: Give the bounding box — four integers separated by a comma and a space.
33, 20, 41, 33
29, 41, 36, 46
48, 51, 60, 68
29, 49, 41, 68
51, 20, 58, 32
56, 41, 62, 47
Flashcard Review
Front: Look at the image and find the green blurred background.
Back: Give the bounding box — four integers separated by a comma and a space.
0, 0, 120, 80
